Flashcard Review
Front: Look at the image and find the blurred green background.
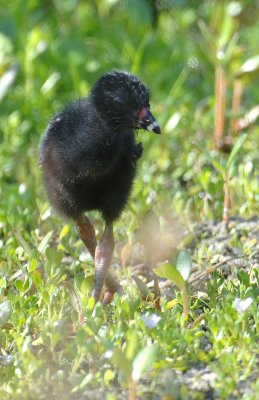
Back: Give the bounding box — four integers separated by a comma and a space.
0, 0, 258, 231
0, 1, 259, 398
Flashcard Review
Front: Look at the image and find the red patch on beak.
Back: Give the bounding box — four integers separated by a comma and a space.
137, 107, 147, 119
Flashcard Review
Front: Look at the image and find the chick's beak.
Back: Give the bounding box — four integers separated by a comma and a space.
136, 107, 161, 134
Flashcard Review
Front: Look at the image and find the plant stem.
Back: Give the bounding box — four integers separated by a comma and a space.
153, 272, 161, 310
129, 377, 136, 400
182, 286, 189, 324
214, 65, 227, 150
231, 79, 243, 134
189, 313, 206, 329
223, 178, 230, 226
189, 255, 246, 285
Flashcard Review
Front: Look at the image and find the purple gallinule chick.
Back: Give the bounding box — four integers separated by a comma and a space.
40, 70, 160, 303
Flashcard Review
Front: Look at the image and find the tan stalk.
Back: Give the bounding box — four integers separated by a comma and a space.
230, 79, 243, 134
129, 377, 136, 400
153, 272, 161, 311
214, 65, 227, 149
151, 254, 161, 310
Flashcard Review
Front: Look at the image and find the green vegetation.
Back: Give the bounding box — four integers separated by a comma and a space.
0, 1, 258, 399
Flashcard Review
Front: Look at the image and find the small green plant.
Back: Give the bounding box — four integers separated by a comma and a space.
154, 250, 192, 321
111, 344, 158, 400
197, 133, 247, 225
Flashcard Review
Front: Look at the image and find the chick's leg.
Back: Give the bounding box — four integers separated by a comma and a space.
76, 214, 97, 259
75, 215, 122, 303
92, 222, 113, 301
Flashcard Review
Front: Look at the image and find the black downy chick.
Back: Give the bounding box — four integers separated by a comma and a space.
40, 70, 160, 303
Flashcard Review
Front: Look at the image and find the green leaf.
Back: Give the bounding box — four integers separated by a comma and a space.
0, 301, 11, 324
59, 225, 70, 240
80, 276, 94, 295
132, 275, 152, 299
226, 133, 247, 171
218, 10, 235, 51
176, 250, 192, 282
132, 345, 157, 382
23, 278, 32, 293
198, 20, 217, 53
193, 143, 226, 178
44, 247, 63, 278
111, 349, 132, 379
42, 291, 50, 304
38, 231, 53, 254
32, 271, 44, 291
125, 330, 139, 361
15, 279, 24, 292
71, 373, 93, 392
210, 158, 226, 178
154, 263, 185, 291
104, 370, 115, 386
28, 258, 38, 273
45, 247, 63, 267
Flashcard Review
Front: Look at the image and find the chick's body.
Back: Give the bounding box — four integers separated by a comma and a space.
40, 98, 138, 222
39, 70, 160, 302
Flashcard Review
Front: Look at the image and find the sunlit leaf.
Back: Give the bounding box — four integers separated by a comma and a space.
176, 250, 192, 282
104, 369, 115, 386
238, 55, 259, 76
41, 72, 60, 94
0, 65, 18, 101
165, 112, 181, 132
38, 231, 53, 254
28, 258, 38, 273
132, 345, 157, 382
0, 301, 11, 324
42, 291, 50, 304
71, 373, 93, 392
59, 225, 70, 240
15, 279, 24, 292
154, 263, 185, 291
167, 299, 179, 309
